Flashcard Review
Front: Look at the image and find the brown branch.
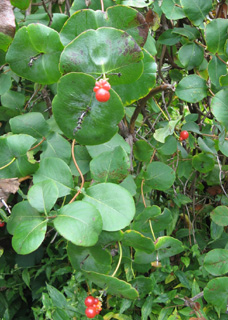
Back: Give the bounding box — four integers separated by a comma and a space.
69, 139, 85, 203
129, 84, 174, 134
41, 0, 52, 26
29, 137, 46, 151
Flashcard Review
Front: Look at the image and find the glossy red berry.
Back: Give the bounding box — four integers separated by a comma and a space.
93, 298, 99, 305
85, 306, 97, 318
180, 130, 189, 140
84, 296, 95, 307
95, 88, 110, 102
0, 221, 5, 227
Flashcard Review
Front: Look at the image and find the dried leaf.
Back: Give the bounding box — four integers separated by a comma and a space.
0, 178, 20, 208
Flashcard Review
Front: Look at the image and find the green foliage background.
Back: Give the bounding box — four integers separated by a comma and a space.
1, 0, 228, 319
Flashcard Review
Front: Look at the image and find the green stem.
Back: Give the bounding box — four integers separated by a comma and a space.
111, 241, 122, 278
0, 158, 16, 170
149, 220, 156, 242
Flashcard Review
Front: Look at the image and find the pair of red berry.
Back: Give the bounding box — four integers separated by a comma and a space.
84, 296, 102, 318
93, 79, 111, 102
179, 130, 189, 141
0, 221, 5, 227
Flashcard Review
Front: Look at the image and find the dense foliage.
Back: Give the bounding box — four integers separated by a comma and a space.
1, 0, 228, 319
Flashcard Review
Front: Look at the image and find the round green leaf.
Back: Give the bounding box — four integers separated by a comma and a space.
61, 6, 148, 47
180, 0, 212, 26
70, 0, 113, 13
211, 89, 228, 130
144, 162, 176, 191
7, 201, 40, 235
0, 32, 13, 52
6, 24, 64, 84
90, 146, 130, 183
33, 157, 74, 197
68, 242, 111, 273
54, 201, 102, 246
176, 75, 207, 103
205, 19, 228, 55
130, 276, 154, 298
83, 183, 135, 231
9, 202, 47, 255
0, 134, 38, 179
112, 49, 157, 106
60, 27, 144, 85
178, 43, 204, 70
10, 112, 50, 139
161, 0, 186, 20
86, 271, 139, 299
208, 55, 227, 88
210, 206, 228, 227
192, 153, 214, 173
52, 72, 124, 145
133, 140, 153, 162
204, 277, 228, 312
204, 249, 228, 276
28, 180, 59, 214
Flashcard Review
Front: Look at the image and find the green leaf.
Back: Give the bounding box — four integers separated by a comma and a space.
210, 206, 228, 227
204, 277, 228, 312
86, 271, 139, 299
192, 153, 214, 173
133, 140, 153, 162
122, 230, 155, 254
130, 276, 154, 298
10, 0, 30, 9
172, 25, 200, 41
53, 201, 103, 246
158, 29, 181, 46
60, 27, 144, 85
90, 146, 130, 183
28, 180, 59, 214
211, 89, 228, 130
0, 73, 11, 95
0, 134, 38, 179
1, 90, 25, 110
120, 175, 137, 196
112, 49, 157, 106
41, 132, 71, 164
178, 43, 204, 70
10, 112, 50, 139
46, 284, 67, 308
86, 133, 130, 158
119, 0, 153, 7
0, 32, 13, 52
180, 0, 212, 26
33, 157, 74, 197
176, 75, 207, 103
204, 249, 228, 276
69, 145, 91, 176
6, 24, 64, 84
68, 242, 111, 273
12, 211, 47, 255
208, 55, 227, 88
60, 6, 148, 47
52, 72, 124, 145
70, 0, 113, 13
154, 118, 181, 143
161, 0, 185, 20
205, 19, 228, 55
83, 183, 135, 231
144, 162, 176, 191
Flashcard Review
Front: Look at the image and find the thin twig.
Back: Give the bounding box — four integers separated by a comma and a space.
69, 139, 85, 203
216, 155, 228, 198
29, 137, 46, 151
41, 0, 52, 26
100, 0, 104, 12
24, 84, 42, 110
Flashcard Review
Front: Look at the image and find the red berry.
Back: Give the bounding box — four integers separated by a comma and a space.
93, 86, 100, 92
84, 296, 95, 307
180, 130, 189, 140
95, 88, 110, 102
93, 298, 99, 305
85, 306, 97, 318
102, 82, 111, 91
0, 221, 5, 227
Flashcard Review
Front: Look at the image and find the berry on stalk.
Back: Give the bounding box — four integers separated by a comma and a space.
180, 130, 189, 141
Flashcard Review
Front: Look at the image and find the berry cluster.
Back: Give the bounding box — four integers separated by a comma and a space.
0, 221, 5, 227
93, 79, 111, 102
84, 296, 102, 318
179, 130, 189, 141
